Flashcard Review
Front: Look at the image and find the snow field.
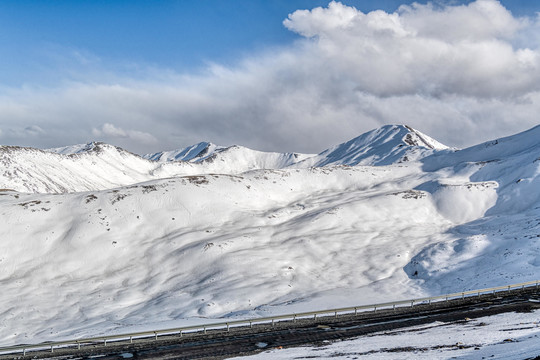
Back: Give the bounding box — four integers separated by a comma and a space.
0, 166, 453, 343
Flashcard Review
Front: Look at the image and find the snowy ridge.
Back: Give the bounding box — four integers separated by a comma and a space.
144, 142, 227, 162
422, 123, 540, 171
0, 124, 539, 346
47, 142, 100, 155
145, 142, 314, 169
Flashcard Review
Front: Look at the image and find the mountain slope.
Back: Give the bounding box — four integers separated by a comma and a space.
0, 166, 454, 343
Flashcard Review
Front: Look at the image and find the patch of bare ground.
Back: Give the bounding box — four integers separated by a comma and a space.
183, 175, 209, 185
85, 194, 98, 203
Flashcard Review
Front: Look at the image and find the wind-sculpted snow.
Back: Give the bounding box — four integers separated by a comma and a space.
0, 124, 539, 345
415, 180, 498, 223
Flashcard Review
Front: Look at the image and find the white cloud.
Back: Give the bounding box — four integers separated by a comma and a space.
283, 0, 539, 98
92, 123, 157, 145
101, 123, 128, 138
0, 1, 539, 155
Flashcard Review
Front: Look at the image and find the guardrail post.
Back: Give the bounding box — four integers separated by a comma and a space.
477, 292, 480, 297
130, 336, 133, 343
250, 321, 253, 328
154, 332, 158, 340
393, 304, 396, 311
355, 307, 358, 315
334, 311, 337, 318
204, 327, 207, 334
410, 300, 414, 307
77, 341, 81, 350
508, 285, 511, 292
180, 331, 183, 337
272, 319, 275, 327
374, 306, 377, 312
313, 314, 317, 320
227, 323, 230, 332
104, 339, 107, 346
23, 348, 26, 356
293, 315, 297, 323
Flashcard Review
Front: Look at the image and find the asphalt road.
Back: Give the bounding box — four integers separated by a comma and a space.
2, 287, 539, 360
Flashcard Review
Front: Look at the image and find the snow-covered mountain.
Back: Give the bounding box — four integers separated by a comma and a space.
294, 124, 448, 167
1, 143, 161, 193
143, 124, 448, 169
9, 141, 306, 193
0, 124, 538, 346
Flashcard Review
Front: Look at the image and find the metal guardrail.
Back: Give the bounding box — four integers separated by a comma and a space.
0, 279, 538, 356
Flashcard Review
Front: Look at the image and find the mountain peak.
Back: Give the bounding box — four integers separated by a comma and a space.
46, 141, 130, 155
295, 124, 448, 167
401, 125, 448, 150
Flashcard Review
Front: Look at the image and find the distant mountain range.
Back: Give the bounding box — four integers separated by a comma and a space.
3, 125, 447, 193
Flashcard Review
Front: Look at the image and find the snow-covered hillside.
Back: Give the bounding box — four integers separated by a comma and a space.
0, 124, 538, 346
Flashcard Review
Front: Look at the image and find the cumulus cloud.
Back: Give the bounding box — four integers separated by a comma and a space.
0, 0, 539, 154
283, 0, 539, 98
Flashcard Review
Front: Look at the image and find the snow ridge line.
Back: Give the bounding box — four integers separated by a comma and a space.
1, 279, 538, 356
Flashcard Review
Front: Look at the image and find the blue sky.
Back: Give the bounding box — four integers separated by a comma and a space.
0, 0, 431, 85
1, 0, 540, 153
2, 0, 536, 85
